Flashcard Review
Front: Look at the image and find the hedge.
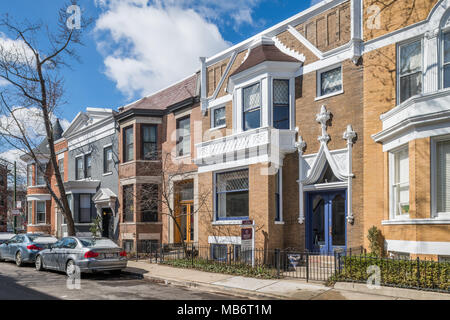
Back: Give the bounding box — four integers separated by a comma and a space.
333, 255, 450, 291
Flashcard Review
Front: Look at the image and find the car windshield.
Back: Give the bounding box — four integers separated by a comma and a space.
79, 238, 118, 248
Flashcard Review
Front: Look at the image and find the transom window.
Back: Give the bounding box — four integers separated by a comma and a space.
216, 169, 249, 220
398, 39, 422, 103
212, 106, 226, 128
176, 116, 191, 157
273, 79, 290, 129
318, 66, 342, 97
436, 139, 450, 214
142, 125, 158, 160
390, 147, 410, 217
243, 83, 261, 131
443, 31, 450, 89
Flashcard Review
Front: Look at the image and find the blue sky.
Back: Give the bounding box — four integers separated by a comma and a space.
0, 0, 316, 122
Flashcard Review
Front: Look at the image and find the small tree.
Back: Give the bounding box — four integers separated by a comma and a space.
89, 215, 102, 238
367, 226, 383, 257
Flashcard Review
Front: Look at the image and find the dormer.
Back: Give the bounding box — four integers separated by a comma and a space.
226, 36, 303, 134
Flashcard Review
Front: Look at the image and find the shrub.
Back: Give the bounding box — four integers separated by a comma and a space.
367, 226, 382, 257
334, 255, 450, 291
161, 258, 276, 279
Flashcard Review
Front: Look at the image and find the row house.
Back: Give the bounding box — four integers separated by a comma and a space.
195, 0, 363, 256
115, 73, 201, 252
22, 108, 120, 240
192, 0, 450, 259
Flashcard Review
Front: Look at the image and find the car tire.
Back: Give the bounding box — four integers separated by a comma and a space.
15, 251, 23, 267
66, 260, 78, 278
35, 255, 44, 271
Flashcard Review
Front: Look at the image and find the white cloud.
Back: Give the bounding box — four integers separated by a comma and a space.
94, 0, 262, 98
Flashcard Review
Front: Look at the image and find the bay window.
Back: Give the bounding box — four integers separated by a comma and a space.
436, 139, 450, 214
123, 185, 134, 222
27, 201, 33, 224
27, 165, 33, 186
398, 39, 422, 104
390, 147, 410, 218
176, 116, 190, 157
243, 83, 261, 131
273, 79, 290, 129
85, 154, 92, 179
124, 126, 134, 162
142, 125, 158, 160
79, 194, 92, 223
36, 201, 46, 224
36, 164, 45, 185
216, 169, 249, 220
58, 158, 64, 179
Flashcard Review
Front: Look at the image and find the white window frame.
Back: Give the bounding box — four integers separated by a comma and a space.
103, 144, 114, 175
75, 155, 84, 181
210, 104, 226, 130
396, 37, 424, 105
441, 27, 450, 90
35, 163, 46, 187
431, 135, 450, 219
316, 64, 343, 100
36, 201, 46, 225
242, 81, 263, 132
271, 78, 295, 130
389, 145, 410, 220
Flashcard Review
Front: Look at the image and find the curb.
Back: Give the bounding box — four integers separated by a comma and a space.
333, 282, 450, 300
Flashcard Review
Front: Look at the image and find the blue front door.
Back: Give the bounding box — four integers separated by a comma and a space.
307, 191, 347, 254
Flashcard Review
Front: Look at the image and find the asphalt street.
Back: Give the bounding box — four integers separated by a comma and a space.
0, 261, 242, 300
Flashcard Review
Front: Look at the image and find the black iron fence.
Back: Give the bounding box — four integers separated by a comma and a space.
126, 243, 450, 292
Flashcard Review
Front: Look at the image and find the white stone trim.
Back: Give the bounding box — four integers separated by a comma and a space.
385, 239, 450, 255
27, 194, 51, 201
382, 218, 450, 225
208, 236, 241, 245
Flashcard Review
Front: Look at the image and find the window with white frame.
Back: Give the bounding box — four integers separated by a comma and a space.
36, 201, 46, 224
104, 146, 113, 173
27, 201, 33, 224
76, 156, 84, 180
27, 164, 33, 186
216, 169, 249, 220
36, 164, 45, 185
273, 79, 290, 129
243, 83, 261, 131
436, 139, 450, 214
85, 154, 92, 179
442, 31, 450, 89
390, 147, 410, 217
318, 66, 342, 97
176, 116, 191, 157
398, 39, 422, 104
212, 106, 226, 128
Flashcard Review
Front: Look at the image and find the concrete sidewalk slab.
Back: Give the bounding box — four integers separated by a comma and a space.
125, 260, 450, 300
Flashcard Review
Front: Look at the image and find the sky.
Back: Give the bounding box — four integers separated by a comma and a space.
0, 0, 320, 170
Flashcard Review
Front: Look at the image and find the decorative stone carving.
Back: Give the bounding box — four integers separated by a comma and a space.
316, 105, 331, 144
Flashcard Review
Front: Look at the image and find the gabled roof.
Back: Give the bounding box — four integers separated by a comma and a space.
230, 43, 301, 78
63, 108, 116, 139
119, 73, 199, 113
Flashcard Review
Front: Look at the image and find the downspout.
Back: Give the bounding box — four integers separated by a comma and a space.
199, 57, 207, 115
295, 133, 306, 224
343, 125, 356, 224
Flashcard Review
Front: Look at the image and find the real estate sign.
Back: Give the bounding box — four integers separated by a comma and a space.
240, 220, 255, 267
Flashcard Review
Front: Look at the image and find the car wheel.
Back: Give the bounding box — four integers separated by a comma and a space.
66, 260, 77, 278
15, 251, 23, 267
35, 255, 44, 271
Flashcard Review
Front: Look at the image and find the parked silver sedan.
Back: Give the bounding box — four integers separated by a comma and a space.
35, 237, 128, 277
0, 233, 58, 266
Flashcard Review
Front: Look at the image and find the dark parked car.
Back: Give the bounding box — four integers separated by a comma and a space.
35, 237, 127, 277
0, 233, 58, 266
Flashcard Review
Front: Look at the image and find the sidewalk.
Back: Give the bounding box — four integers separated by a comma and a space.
125, 260, 450, 300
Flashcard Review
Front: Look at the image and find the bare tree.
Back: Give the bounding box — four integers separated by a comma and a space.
0, 1, 91, 236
